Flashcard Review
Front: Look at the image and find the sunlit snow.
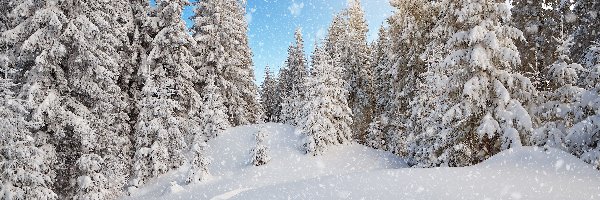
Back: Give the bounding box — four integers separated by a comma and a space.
124, 124, 600, 200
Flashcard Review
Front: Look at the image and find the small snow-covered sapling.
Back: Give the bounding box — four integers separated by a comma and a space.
187, 142, 211, 184
250, 125, 271, 166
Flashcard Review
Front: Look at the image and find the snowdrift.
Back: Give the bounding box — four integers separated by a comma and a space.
124, 123, 600, 200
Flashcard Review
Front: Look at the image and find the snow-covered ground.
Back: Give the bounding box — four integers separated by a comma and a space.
124, 123, 600, 200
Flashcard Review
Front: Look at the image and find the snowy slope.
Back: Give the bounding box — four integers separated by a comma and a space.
124, 123, 600, 200
235, 147, 600, 200
124, 123, 405, 200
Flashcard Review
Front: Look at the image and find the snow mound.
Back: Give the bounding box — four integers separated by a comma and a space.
480, 146, 595, 172
232, 146, 600, 200
123, 124, 600, 200
123, 123, 405, 200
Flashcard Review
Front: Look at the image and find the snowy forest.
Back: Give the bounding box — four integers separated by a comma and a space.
0, 0, 599, 199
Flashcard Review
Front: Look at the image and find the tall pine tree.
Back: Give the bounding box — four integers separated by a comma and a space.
382, 0, 437, 156
131, 0, 196, 189
532, 34, 585, 151
192, 0, 259, 126
435, 0, 535, 167
572, 0, 600, 62
565, 40, 600, 170
511, 0, 559, 90
345, 0, 373, 142
61, 0, 135, 196
280, 29, 309, 126
299, 44, 353, 156
0, 60, 57, 200
260, 66, 280, 122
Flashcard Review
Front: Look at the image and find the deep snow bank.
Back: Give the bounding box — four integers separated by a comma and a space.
124, 123, 405, 200
124, 123, 600, 200
233, 147, 600, 200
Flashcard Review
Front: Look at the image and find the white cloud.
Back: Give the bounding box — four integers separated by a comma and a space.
288, 2, 304, 17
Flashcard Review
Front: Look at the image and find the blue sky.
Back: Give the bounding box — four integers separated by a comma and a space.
169, 0, 394, 84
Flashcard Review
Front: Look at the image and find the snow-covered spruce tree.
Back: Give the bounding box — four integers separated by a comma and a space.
382, 0, 438, 156
437, 0, 535, 167
280, 28, 309, 126
0, 0, 68, 106
365, 118, 386, 150
419, 0, 456, 69
131, 0, 197, 189
60, 0, 135, 196
250, 125, 271, 166
274, 66, 289, 123
0, 1, 10, 32
511, 0, 559, 90
0, 0, 22, 73
582, 41, 600, 90
73, 154, 109, 200
299, 44, 353, 156
366, 26, 391, 150
192, 0, 260, 126
0, 64, 57, 200
371, 26, 391, 118
2, 1, 138, 197
260, 65, 281, 122
572, 0, 600, 62
405, 1, 459, 166
196, 75, 230, 141
565, 41, 600, 169
1, 0, 41, 33
126, 0, 155, 107
532, 35, 585, 150
407, 69, 452, 167
186, 141, 210, 184
344, 0, 374, 142
405, 0, 454, 166
0, 138, 58, 200
1, 1, 101, 197
325, 11, 350, 65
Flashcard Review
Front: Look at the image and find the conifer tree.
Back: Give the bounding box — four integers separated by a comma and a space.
131, 0, 196, 188
196, 75, 230, 141
73, 154, 109, 200
404, 0, 453, 165
408, 0, 479, 167
572, 0, 600, 62
371, 26, 391, 118
275, 66, 290, 123
187, 141, 211, 184
1, 1, 99, 197
250, 125, 271, 166
325, 11, 350, 65
0, 138, 58, 200
511, 0, 559, 90
436, 0, 535, 167
127, 0, 155, 108
582, 41, 600, 89
192, 0, 260, 126
565, 41, 600, 169
300, 45, 353, 155
405, 1, 452, 165
532, 35, 585, 150
280, 29, 309, 126
260, 66, 280, 122
0, 62, 57, 200
367, 26, 391, 150
345, 0, 374, 142
60, 0, 136, 196
382, 0, 437, 156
